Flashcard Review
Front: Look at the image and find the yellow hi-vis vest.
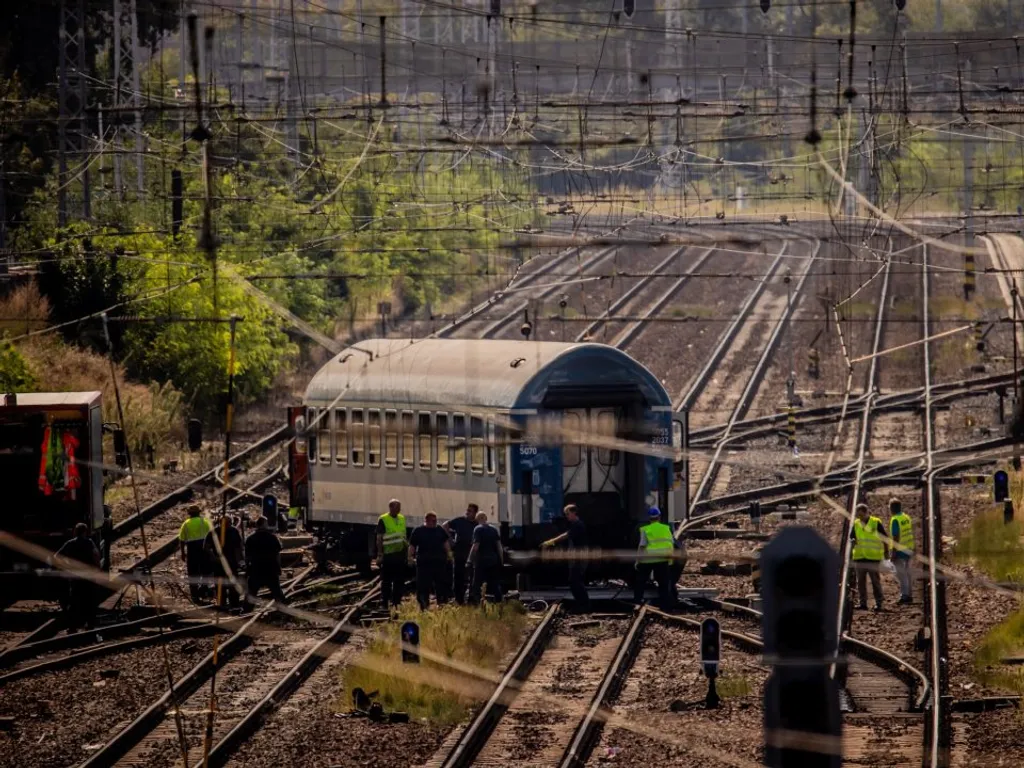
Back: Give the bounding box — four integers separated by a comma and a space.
853, 517, 884, 561
889, 513, 915, 554
179, 515, 212, 544
639, 521, 674, 563
379, 512, 408, 555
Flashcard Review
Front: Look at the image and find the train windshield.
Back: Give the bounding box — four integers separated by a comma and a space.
0, 414, 88, 535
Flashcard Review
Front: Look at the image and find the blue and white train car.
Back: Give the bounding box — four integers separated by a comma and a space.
294, 338, 686, 571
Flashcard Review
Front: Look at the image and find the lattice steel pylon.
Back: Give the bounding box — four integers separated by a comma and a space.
113, 0, 145, 198
58, 0, 91, 227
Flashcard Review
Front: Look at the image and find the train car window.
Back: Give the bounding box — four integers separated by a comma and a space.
597, 410, 619, 466
334, 409, 347, 466
562, 412, 581, 467
384, 410, 398, 468
318, 409, 332, 463
470, 415, 485, 475
436, 413, 449, 472
452, 413, 467, 473
401, 411, 415, 470
418, 412, 432, 471
306, 408, 317, 463
351, 409, 365, 467
368, 409, 382, 468
494, 423, 505, 476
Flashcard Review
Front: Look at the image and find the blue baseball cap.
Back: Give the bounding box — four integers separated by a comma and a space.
648, 507, 662, 518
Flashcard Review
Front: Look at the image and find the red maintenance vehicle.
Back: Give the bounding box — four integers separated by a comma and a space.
0, 392, 110, 599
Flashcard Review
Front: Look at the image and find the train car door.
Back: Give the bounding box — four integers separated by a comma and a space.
562, 408, 627, 547
288, 406, 309, 515
671, 410, 689, 523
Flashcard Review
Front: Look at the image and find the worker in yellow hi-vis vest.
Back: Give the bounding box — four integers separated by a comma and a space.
850, 502, 888, 611
888, 498, 915, 605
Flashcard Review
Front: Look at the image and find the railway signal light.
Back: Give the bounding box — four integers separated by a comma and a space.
760, 0, 771, 12
1005, 500, 1015, 525
187, 418, 203, 452
994, 470, 1010, 503
893, 0, 906, 10
700, 617, 721, 708
262, 494, 278, 525
401, 621, 420, 663
761, 527, 841, 768
623, 0, 635, 18
112, 429, 128, 469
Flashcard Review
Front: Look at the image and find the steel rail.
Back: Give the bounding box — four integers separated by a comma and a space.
572, 246, 690, 343
0, 570, 329, 684
688, 240, 821, 515
76, 577, 375, 768
109, 425, 289, 542
689, 370, 1019, 447
476, 246, 620, 339
558, 607, 650, 768
703, 598, 930, 711
673, 242, 789, 413
610, 247, 717, 350
832, 255, 893, 659
921, 246, 948, 768
119, 463, 285, 577
433, 225, 631, 339
440, 602, 562, 768
679, 433, 1015, 530
194, 581, 381, 768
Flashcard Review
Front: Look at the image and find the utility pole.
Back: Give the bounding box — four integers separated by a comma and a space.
113, 0, 144, 198
935, 0, 943, 33
58, 0, 91, 227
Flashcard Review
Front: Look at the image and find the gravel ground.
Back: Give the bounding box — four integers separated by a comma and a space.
0, 637, 213, 768
592, 620, 766, 767
626, 244, 761, 412
939, 487, 1022, 698
952, 708, 1024, 767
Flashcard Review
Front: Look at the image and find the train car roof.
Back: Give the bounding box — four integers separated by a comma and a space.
1, 392, 102, 408
304, 339, 672, 410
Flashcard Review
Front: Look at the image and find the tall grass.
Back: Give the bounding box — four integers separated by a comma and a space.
0, 282, 186, 459
953, 507, 1024, 583
338, 602, 530, 725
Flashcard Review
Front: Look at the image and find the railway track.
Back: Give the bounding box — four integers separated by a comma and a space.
436, 607, 645, 768
437, 245, 619, 340
0, 570, 366, 682
76, 580, 380, 768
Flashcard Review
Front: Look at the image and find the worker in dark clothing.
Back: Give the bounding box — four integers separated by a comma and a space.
204, 515, 244, 609
179, 504, 213, 604
542, 504, 591, 611
444, 503, 479, 604
409, 512, 453, 609
468, 512, 504, 605
55, 522, 100, 632
375, 498, 408, 611
245, 516, 287, 605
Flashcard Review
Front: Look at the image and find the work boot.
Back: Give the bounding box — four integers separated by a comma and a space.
857, 603, 868, 610
873, 604, 884, 612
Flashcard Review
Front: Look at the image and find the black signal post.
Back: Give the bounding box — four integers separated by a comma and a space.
761, 527, 841, 768
994, 470, 1009, 503
701, 617, 721, 709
